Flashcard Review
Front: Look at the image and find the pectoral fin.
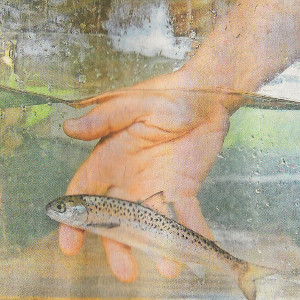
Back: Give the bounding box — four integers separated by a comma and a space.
87, 222, 120, 229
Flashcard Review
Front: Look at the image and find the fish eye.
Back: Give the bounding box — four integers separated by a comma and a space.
56, 202, 66, 213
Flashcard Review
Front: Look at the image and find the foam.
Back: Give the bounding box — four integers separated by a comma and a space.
104, 1, 192, 60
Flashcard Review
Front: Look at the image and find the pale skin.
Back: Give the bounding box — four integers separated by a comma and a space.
59, 0, 300, 282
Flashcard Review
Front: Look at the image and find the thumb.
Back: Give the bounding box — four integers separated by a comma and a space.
63, 91, 155, 141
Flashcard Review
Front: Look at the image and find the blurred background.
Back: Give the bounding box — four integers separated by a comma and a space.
0, 1, 299, 299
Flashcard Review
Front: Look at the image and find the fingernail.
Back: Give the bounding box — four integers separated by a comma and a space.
63, 118, 77, 134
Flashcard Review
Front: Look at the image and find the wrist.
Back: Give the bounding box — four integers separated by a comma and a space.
184, 0, 299, 89
176, 0, 300, 113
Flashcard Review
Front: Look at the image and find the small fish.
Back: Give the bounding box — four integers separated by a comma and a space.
46, 193, 276, 300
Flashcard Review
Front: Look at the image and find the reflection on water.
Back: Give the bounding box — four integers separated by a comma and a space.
0, 0, 299, 299
0, 31, 183, 100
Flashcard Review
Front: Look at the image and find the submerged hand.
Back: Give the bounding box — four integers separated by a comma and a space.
58, 69, 232, 282
58, 0, 300, 284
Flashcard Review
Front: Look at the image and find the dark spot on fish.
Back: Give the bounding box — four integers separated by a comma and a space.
225, 254, 231, 260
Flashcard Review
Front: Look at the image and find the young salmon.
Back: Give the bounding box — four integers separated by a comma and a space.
46, 194, 276, 300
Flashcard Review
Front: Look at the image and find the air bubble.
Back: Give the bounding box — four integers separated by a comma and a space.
189, 30, 196, 39
217, 153, 225, 159
78, 75, 86, 83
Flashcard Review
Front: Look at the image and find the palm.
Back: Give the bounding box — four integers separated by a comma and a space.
59, 72, 230, 282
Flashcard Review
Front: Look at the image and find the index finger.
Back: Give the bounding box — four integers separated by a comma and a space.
58, 162, 109, 256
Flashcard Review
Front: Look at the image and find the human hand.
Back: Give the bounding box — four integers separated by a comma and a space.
58, 69, 231, 282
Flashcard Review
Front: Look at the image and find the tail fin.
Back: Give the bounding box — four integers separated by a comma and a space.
238, 263, 277, 300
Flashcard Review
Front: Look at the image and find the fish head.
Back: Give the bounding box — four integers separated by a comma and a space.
46, 196, 88, 227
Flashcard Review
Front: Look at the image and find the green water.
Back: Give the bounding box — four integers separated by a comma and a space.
0, 135, 90, 248
0, 104, 299, 251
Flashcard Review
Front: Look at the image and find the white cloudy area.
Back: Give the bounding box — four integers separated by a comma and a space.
104, 1, 192, 60
16, 32, 89, 58
104, 1, 299, 102
259, 61, 300, 102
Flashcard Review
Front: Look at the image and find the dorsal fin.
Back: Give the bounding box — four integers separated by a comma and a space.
139, 191, 176, 220
139, 191, 164, 211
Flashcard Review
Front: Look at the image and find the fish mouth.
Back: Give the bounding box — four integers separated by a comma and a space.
45, 202, 51, 213
46, 202, 62, 222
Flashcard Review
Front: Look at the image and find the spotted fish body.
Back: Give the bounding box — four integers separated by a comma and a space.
46, 194, 275, 300
82, 195, 241, 268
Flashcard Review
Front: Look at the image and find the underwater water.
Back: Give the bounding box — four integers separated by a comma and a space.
0, 0, 299, 299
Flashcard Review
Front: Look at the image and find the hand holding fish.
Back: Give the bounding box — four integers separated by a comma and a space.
60, 68, 231, 282
58, 0, 299, 290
